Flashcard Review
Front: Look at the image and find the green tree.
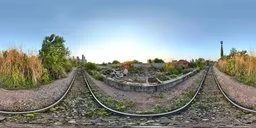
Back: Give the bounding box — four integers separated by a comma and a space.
131, 60, 142, 64
147, 59, 152, 63
112, 60, 120, 64
39, 34, 70, 79
153, 58, 165, 63
230, 48, 237, 57
195, 58, 206, 69
84, 62, 97, 71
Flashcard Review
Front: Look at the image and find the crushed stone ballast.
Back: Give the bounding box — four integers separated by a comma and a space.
213, 67, 256, 113
0, 70, 77, 114
83, 67, 210, 117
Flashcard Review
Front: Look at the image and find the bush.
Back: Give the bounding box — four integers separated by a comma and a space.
92, 71, 104, 81
41, 68, 50, 84
167, 67, 180, 75
217, 50, 256, 86
64, 59, 73, 73
84, 62, 98, 71
156, 73, 169, 81
0, 49, 44, 89
39, 34, 70, 79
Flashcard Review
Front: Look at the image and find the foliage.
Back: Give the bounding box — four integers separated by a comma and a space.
90, 71, 104, 81
175, 87, 195, 108
152, 58, 165, 63
163, 63, 174, 71
112, 60, 120, 64
165, 64, 182, 75
154, 104, 169, 113
39, 34, 70, 79
217, 49, 256, 86
156, 73, 169, 81
84, 62, 98, 71
189, 58, 207, 69
147, 59, 152, 63
129, 66, 144, 74
84, 62, 103, 80
0, 49, 44, 89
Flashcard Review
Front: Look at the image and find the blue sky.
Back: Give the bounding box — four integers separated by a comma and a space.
0, 0, 255, 63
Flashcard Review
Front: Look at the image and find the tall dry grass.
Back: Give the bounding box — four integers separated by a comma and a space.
217, 51, 256, 86
0, 49, 43, 89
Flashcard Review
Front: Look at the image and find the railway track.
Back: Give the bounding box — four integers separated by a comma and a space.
82, 67, 210, 117
0, 70, 77, 114
213, 67, 256, 113
0, 65, 254, 117
83, 65, 256, 118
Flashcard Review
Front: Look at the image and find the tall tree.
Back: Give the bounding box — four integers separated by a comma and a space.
39, 34, 70, 79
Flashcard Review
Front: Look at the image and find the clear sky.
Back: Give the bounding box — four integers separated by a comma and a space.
0, 0, 255, 63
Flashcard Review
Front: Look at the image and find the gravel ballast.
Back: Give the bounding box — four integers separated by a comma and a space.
214, 66, 256, 108
0, 68, 256, 127
86, 69, 205, 110
0, 68, 76, 111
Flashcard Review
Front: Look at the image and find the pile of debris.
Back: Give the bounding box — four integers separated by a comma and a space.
108, 69, 128, 79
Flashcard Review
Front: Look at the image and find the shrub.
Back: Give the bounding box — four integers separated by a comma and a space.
92, 71, 104, 81
167, 67, 180, 75
39, 34, 70, 79
156, 73, 169, 81
163, 63, 174, 72
217, 50, 256, 86
0, 49, 44, 89
112, 60, 120, 64
84, 62, 98, 71
64, 59, 73, 73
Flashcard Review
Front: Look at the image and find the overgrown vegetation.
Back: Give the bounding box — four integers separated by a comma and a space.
0, 49, 44, 89
84, 62, 104, 81
39, 34, 71, 79
217, 48, 256, 86
163, 59, 205, 77
0, 34, 76, 89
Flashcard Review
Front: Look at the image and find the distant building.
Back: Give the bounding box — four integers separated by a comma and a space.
82, 54, 87, 63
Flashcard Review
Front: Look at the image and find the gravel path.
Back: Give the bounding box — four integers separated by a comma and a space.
214, 66, 256, 108
0, 68, 76, 111
87, 70, 205, 109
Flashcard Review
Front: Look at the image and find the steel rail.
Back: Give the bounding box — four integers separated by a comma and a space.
0, 70, 77, 114
83, 67, 209, 117
213, 67, 256, 113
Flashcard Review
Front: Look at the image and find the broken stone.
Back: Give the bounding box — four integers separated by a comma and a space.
0, 116, 5, 121
68, 119, 76, 124
160, 117, 171, 124
202, 118, 209, 122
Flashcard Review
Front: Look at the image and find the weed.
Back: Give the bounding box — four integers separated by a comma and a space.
0, 49, 44, 89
